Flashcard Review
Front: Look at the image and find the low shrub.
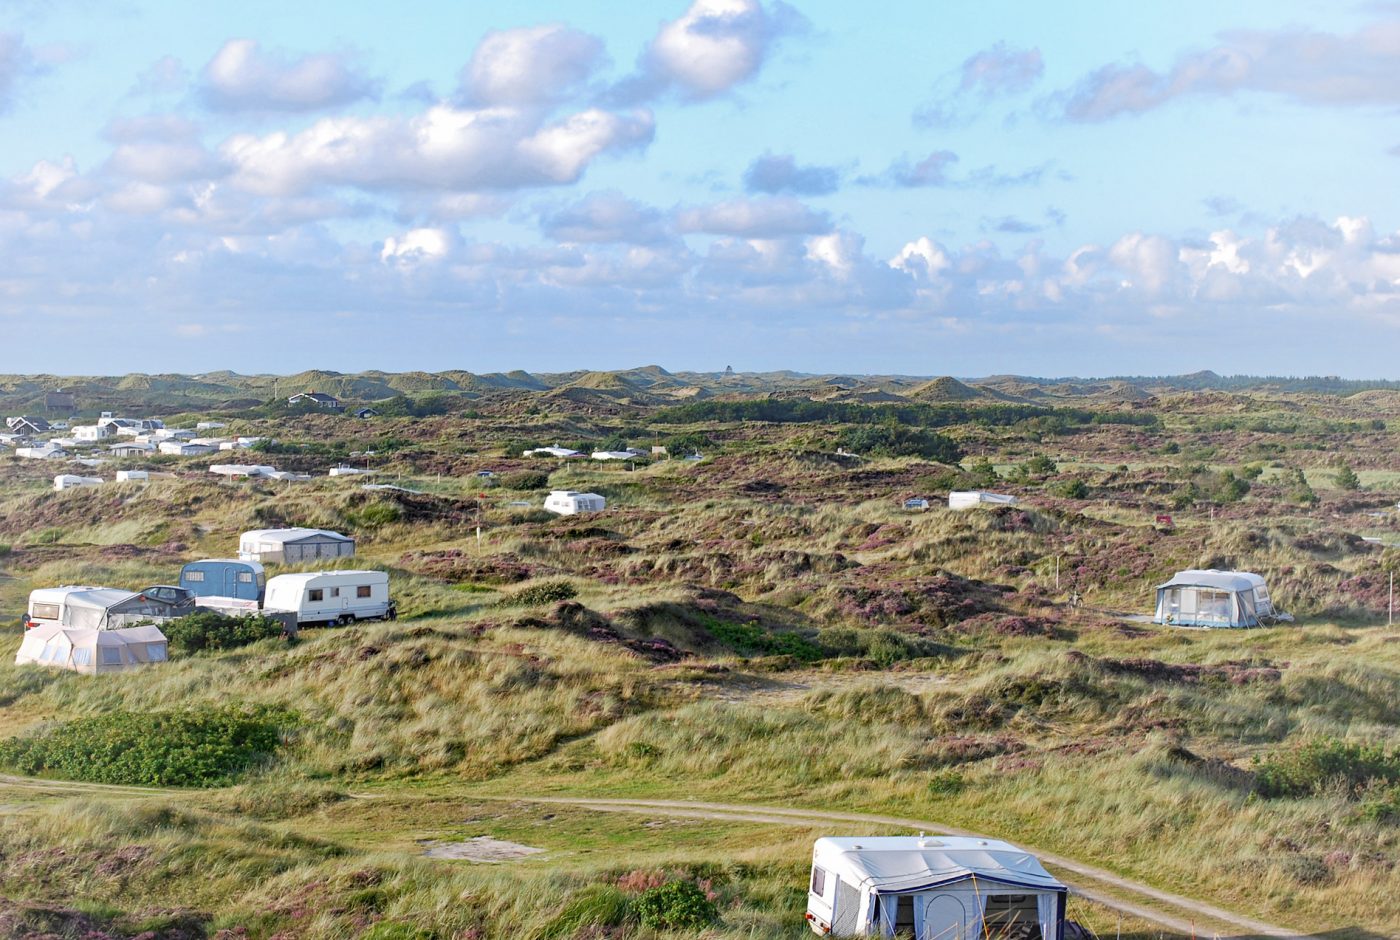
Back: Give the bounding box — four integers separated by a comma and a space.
1254, 739, 1400, 798
501, 470, 551, 490
702, 616, 823, 662
163, 611, 288, 654
633, 880, 718, 931
496, 580, 578, 607
0, 705, 296, 787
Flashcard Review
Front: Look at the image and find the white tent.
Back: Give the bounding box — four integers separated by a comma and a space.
1153, 569, 1283, 628
807, 836, 1066, 939
16, 622, 169, 674
238, 527, 355, 564
948, 491, 1018, 510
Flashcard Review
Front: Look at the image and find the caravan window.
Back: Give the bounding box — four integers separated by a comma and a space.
31, 602, 60, 620
357, 585, 372, 598
238, 572, 253, 583
184, 571, 205, 582
810, 867, 827, 896
100, 647, 123, 665
331, 587, 341, 598
983, 894, 1042, 937
71, 648, 92, 666
308, 589, 324, 602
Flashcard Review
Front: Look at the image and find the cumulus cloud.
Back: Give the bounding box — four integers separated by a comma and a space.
201, 39, 377, 112
868, 151, 1051, 189
618, 0, 805, 102
381, 227, 454, 266
103, 116, 224, 184
1057, 17, 1400, 121
887, 150, 959, 187
221, 103, 655, 196
675, 195, 829, 236
742, 153, 839, 195
542, 191, 671, 245
461, 24, 606, 106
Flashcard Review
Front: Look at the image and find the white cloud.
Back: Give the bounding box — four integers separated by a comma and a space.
623, 0, 805, 102
959, 42, 1044, 96
1058, 16, 1400, 121
221, 103, 654, 196
542, 191, 671, 245
201, 39, 377, 112
675, 195, 828, 236
381, 227, 453, 265
462, 25, 606, 106
742, 153, 840, 195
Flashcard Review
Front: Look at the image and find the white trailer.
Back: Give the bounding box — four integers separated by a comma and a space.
948, 490, 1018, 510
544, 490, 606, 515
263, 570, 396, 626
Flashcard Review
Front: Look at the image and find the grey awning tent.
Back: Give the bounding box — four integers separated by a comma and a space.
1153, 569, 1279, 628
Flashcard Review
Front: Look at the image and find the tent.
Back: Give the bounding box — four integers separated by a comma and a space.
56, 588, 184, 629
806, 836, 1066, 939
15, 622, 169, 674
1152, 569, 1282, 628
238, 528, 355, 564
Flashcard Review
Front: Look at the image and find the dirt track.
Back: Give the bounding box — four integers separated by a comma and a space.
503, 795, 1307, 940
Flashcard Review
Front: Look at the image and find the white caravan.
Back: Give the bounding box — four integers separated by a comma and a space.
806, 835, 1067, 939
543, 490, 606, 515
263, 570, 396, 626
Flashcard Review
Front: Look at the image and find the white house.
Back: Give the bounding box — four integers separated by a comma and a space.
591, 449, 642, 461
263, 570, 394, 625
73, 424, 113, 442
53, 474, 102, 491
523, 445, 582, 458
158, 441, 216, 456
544, 490, 606, 515
806, 835, 1067, 939
15, 622, 168, 674
238, 528, 355, 564
948, 491, 1018, 510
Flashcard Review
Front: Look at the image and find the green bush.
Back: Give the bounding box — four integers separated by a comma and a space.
1254, 739, 1400, 799
633, 880, 718, 931
1054, 479, 1089, 499
496, 580, 578, 607
701, 616, 823, 661
928, 769, 966, 795
500, 470, 550, 490
0, 705, 295, 787
163, 611, 287, 654
350, 502, 403, 529
1335, 464, 1361, 491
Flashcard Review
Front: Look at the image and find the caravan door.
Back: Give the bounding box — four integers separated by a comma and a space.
917, 894, 967, 940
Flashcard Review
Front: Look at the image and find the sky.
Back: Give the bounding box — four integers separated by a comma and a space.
2, 0, 1400, 377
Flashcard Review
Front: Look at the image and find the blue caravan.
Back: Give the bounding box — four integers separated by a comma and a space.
179, 559, 267, 604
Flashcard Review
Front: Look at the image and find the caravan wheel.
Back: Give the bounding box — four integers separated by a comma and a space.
335, 614, 353, 627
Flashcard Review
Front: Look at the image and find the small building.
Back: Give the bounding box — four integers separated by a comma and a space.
354, 408, 379, 419
53, 474, 102, 491
544, 490, 606, 515
289, 391, 343, 411
238, 528, 355, 564
15, 623, 168, 674
109, 441, 157, 457
180, 559, 267, 605
44, 390, 75, 412
948, 491, 1018, 511
73, 424, 114, 441
806, 835, 1068, 939
153, 428, 195, 441
7, 416, 51, 435
158, 441, 216, 456
1152, 569, 1284, 628
903, 497, 930, 511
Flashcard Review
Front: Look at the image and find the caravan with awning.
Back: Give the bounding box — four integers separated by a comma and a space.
806, 835, 1067, 938
1152, 569, 1285, 628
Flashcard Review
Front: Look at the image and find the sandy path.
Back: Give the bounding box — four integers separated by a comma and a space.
503, 796, 1306, 940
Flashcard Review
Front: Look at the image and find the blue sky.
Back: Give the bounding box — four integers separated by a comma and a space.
2, 0, 1399, 377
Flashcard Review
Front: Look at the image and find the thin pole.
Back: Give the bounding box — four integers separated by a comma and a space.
1055, 555, 1060, 592
1390, 571, 1394, 627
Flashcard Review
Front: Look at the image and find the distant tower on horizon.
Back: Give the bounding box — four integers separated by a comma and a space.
724, 365, 734, 376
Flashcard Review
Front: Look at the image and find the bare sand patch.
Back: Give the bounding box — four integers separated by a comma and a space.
420, 836, 545, 862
